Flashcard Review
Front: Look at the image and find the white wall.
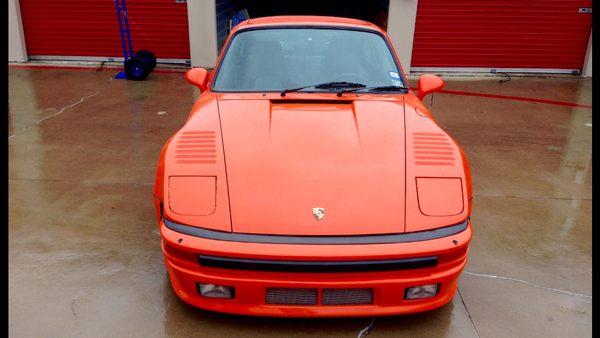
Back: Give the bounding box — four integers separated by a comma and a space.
187, 0, 218, 68
9, 0, 27, 62
583, 31, 592, 77
386, 0, 419, 74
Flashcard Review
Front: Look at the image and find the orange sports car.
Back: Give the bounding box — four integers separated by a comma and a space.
154, 16, 472, 317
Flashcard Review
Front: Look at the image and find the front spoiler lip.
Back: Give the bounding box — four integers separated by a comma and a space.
163, 247, 467, 317
163, 218, 469, 245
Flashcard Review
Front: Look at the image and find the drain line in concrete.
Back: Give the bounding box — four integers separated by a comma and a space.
357, 317, 376, 338
9, 76, 114, 139
458, 287, 481, 338
464, 271, 592, 299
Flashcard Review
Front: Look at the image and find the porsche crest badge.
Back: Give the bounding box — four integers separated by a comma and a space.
312, 207, 325, 221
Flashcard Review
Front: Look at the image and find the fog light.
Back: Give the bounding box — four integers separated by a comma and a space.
197, 283, 234, 299
405, 284, 439, 300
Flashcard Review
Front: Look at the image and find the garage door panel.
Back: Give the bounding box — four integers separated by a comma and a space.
416, 25, 590, 32
20, 0, 190, 60
412, 0, 593, 71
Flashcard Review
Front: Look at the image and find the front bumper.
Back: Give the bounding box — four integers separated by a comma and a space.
160, 219, 472, 317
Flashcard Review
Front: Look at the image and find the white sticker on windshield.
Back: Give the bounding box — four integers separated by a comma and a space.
389, 71, 400, 79
391, 79, 402, 86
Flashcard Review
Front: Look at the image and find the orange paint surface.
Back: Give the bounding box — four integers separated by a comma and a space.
416, 178, 464, 216
168, 176, 216, 216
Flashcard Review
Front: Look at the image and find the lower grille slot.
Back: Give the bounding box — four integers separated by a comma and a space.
266, 288, 318, 305
198, 255, 438, 272
322, 288, 374, 305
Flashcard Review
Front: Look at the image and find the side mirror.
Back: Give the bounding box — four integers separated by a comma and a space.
185, 68, 209, 91
417, 74, 445, 100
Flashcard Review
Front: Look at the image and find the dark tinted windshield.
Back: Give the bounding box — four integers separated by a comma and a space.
212, 28, 404, 92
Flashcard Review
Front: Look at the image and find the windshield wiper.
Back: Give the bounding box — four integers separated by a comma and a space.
280, 81, 366, 96
339, 85, 409, 95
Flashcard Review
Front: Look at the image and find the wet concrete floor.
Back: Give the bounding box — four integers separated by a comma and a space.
8, 67, 592, 337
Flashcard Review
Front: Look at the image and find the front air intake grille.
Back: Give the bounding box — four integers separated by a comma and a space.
198, 255, 438, 272
264, 288, 374, 306
322, 288, 374, 305
266, 288, 318, 305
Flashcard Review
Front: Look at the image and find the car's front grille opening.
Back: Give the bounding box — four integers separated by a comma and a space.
265, 288, 374, 306
266, 288, 318, 305
198, 255, 438, 272
322, 288, 374, 305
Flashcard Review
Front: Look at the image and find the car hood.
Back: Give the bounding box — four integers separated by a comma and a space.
216, 97, 407, 235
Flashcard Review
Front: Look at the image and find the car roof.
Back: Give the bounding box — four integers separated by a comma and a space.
232, 15, 383, 34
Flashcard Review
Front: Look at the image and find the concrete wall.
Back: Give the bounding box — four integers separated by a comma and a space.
187, 0, 219, 68
386, 0, 419, 74
583, 31, 592, 77
9, 0, 27, 62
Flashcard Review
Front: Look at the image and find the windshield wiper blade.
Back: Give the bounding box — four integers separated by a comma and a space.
280, 81, 366, 96
367, 85, 409, 92
339, 85, 409, 95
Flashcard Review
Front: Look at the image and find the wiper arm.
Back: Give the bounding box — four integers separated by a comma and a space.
338, 85, 408, 96
280, 81, 366, 96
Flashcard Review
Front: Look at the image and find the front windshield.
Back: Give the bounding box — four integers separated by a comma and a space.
212, 28, 404, 92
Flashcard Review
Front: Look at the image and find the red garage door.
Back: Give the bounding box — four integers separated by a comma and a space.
19, 0, 190, 62
411, 0, 593, 73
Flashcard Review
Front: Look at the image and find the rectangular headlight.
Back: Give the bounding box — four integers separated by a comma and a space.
197, 283, 235, 299
405, 284, 439, 300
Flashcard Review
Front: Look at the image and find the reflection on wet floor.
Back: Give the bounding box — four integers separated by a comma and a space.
9, 68, 591, 337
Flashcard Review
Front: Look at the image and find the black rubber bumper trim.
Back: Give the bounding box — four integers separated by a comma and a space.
198, 255, 438, 272
163, 218, 468, 245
